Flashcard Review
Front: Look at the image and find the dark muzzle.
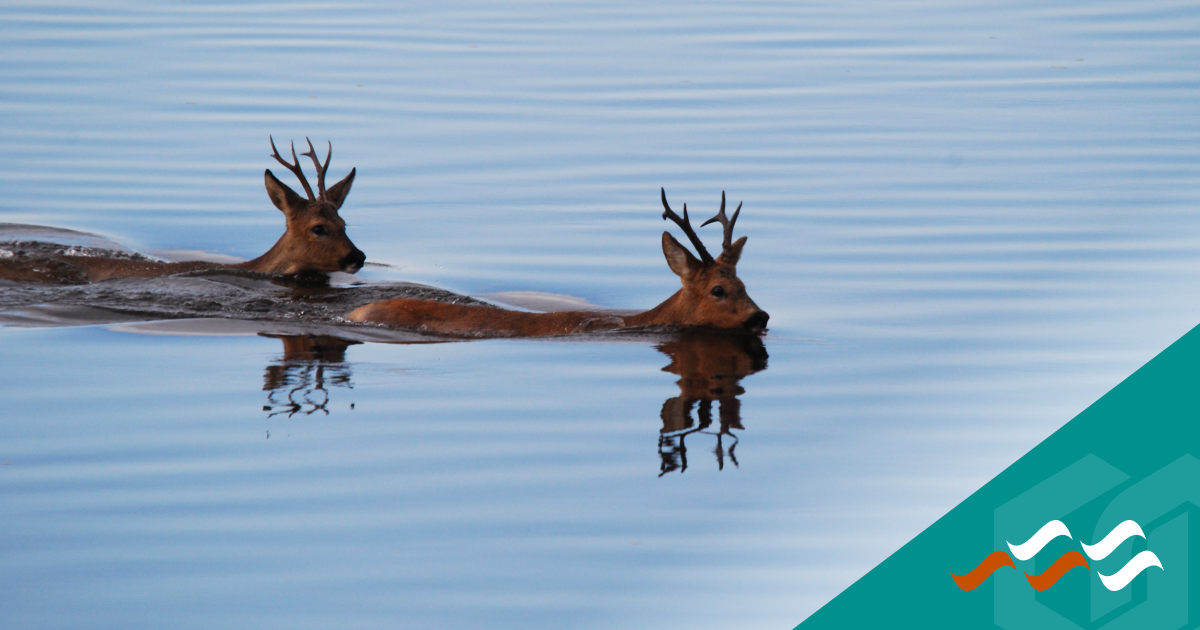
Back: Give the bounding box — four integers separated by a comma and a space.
743, 310, 769, 333
339, 249, 366, 273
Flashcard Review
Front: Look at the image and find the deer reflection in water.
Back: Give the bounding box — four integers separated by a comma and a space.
256, 331, 766, 472
656, 330, 768, 476
261, 334, 359, 418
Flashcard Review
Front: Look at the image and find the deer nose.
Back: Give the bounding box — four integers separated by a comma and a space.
743, 310, 769, 333
340, 249, 366, 273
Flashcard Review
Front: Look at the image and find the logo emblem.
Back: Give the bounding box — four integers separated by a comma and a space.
954, 519, 1163, 591
948, 453, 1197, 629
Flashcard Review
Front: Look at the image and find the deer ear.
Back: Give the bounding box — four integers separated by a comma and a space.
721, 236, 747, 265
325, 168, 356, 210
662, 232, 702, 280
264, 169, 307, 217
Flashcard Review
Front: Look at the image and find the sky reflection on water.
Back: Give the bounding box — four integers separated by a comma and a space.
2, 0, 1200, 627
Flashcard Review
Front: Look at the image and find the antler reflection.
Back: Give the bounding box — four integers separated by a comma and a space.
656, 330, 768, 476
262, 334, 360, 418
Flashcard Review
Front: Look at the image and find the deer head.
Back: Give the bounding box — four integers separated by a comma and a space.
656, 189, 769, 334
258, 137, 365, 275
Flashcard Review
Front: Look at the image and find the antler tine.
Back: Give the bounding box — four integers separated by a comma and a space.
301, 137, 331, 197
661, 188, 715, 265
700, 190, 742, 253
269, 135, 315, 200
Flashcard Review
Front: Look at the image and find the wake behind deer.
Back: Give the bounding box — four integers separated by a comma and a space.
0, 137, 364, 285
348, 189, 769, 337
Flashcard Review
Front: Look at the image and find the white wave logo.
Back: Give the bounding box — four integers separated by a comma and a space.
1083, 520, 1163, 591
1007, 520, 1072, 561
1097, 550, 1164, 591
992, 519, 1164, 592
1081, 520, 1144, 560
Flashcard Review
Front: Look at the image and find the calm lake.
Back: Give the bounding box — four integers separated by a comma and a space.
2, 0, 1199, 627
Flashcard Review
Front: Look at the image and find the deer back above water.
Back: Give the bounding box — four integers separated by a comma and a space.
0, 137, 364, 284
347, 189, 769, 336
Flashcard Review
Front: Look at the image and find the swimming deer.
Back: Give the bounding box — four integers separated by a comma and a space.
0, 138, 364, 284
347, 189, 769, 336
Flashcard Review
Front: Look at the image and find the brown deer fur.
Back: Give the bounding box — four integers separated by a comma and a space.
0, 138, 364, 284
348, 189, 769, 337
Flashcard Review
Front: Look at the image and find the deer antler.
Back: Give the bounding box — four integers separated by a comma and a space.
301, 137, 332, 198
701, 191, 742, 256
269, 136, 316, 200
661, 188, 715, 265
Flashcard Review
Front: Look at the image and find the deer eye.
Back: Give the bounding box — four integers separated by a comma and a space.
310, 225, 328, 237
710, 286, 727, 298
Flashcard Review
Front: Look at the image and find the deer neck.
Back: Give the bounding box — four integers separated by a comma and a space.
234, 236, 292, 274
622, 290, 686, 327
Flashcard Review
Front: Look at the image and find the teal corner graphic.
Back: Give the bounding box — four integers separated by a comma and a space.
798, 324, 1200, 629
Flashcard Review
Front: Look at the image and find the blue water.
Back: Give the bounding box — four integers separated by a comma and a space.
2, 0, 1200, 627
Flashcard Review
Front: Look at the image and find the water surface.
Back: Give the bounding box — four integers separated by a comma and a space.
2, 0, 1200, 627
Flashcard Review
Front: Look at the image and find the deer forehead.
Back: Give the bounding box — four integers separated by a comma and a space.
296, 205, 346, 225
706, 266, 741, 284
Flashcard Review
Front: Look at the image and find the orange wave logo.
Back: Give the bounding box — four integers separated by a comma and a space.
952, 550, 1089, 591
1025, 551, 1090, 591
951, 551, 1014, 591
